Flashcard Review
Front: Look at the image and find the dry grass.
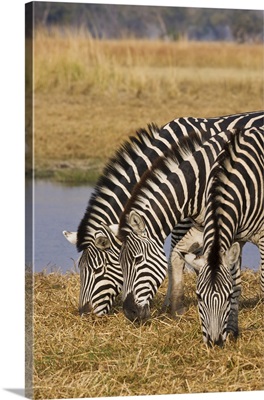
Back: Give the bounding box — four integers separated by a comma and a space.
33, 27, 263, 87
29, 28, 264, 180
32, 269, 263, 399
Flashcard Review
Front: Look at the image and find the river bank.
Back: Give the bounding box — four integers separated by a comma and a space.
32, 159, 102, 184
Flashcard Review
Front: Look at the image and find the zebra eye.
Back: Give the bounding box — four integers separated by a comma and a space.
134, 254, 144, 263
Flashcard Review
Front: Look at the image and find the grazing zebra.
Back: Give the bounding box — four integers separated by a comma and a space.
114, 128, 253, 322
179, 126, 264, 347
63, 111, 264, 316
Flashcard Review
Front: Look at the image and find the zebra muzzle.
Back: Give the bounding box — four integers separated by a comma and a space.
207, 335, 224, 348
123, 292, 150, 323
79, 301, 93, 316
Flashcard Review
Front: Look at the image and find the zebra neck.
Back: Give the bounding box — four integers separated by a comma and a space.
133, 139, 220, 242
133, 171, 207, 243
203, 125, 264, 261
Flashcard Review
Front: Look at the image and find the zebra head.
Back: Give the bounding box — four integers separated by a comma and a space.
73, 225, 123, 316
195, 242, 241, 347
116, 211, 168, 323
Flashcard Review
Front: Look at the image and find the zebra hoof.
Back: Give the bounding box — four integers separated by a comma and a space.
170, 306, 186, 319
160, 302, 170, 314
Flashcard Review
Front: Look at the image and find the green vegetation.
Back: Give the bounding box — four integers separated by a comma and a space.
52, 167, 102, 184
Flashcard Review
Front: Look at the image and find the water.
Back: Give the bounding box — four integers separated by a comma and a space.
27, 180, 260, 273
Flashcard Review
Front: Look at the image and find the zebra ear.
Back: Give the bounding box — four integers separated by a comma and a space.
62, 231, 77, 245
128, 211, 145, 235
226, 242, 241, 265
108, 224, 119, 237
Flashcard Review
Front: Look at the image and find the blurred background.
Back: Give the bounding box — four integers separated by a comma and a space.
30, 2, 263, 42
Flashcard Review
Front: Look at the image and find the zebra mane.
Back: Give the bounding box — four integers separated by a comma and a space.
118, 130, 206, 241
206, 186, 224, 285
77, 123, 161, 251
206, 128, 242, 284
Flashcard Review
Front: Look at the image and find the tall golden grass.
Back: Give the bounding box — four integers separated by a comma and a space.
33, 27, 263, 94
31, 28, 264, 180
33, 269, 263, 399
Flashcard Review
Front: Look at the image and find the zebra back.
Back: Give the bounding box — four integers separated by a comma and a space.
77, 111, 264, 250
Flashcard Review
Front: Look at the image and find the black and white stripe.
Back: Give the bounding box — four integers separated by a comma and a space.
117, 130, 237, 321
66, 111, 264, 316
193, 125, 264, 346
117, 120, 263, 321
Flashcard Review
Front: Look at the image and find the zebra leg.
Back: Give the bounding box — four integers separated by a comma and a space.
249, 230, 264, 298
169, 250, 186, 315
161, 247, 186, 315
258, 234, 264, 297
161, 257, 173, 312
226, 259, 242, 339
161, 220, 195, 315
166, 227, 204, 316
226, 242, 245, 339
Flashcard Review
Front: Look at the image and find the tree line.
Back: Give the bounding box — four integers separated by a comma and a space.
30, 2, 264, 42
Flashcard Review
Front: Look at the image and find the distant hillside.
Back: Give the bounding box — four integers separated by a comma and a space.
31, 2, 264, 42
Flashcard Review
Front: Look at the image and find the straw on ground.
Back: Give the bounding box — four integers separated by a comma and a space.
33, 269, 263, 399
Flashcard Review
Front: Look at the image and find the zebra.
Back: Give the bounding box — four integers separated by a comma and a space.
63, 111, 264, 316
113, 127, 259, 322
178, 125, 264, 346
